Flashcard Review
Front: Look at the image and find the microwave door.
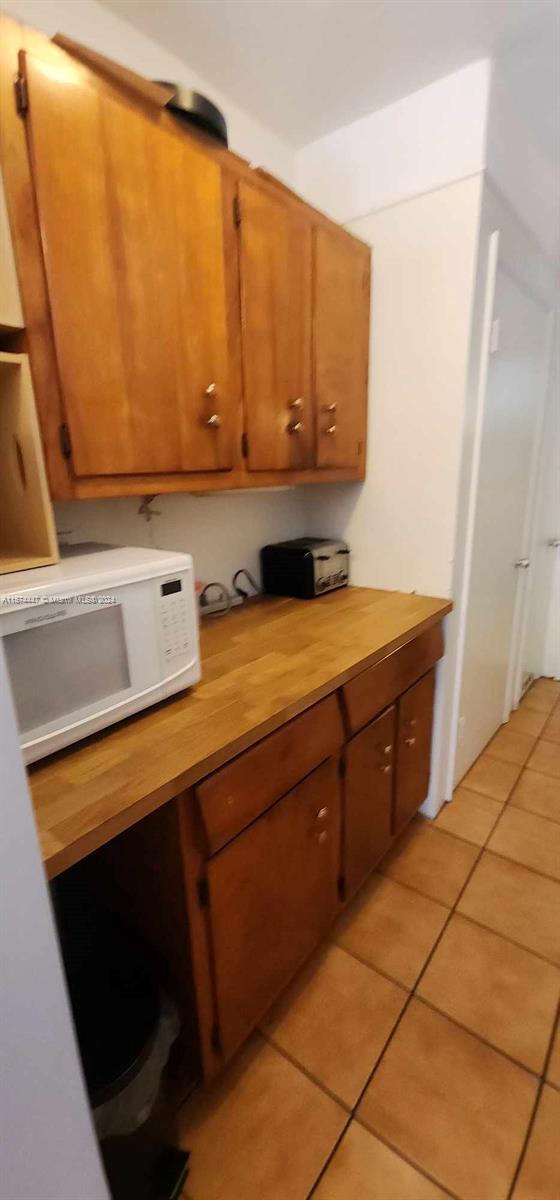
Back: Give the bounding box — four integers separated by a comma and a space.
4, 603, 133, 741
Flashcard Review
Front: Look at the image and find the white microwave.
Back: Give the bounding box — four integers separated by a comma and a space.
0, 544, 201, 764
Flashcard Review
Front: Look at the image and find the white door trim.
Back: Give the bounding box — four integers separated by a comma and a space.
444, 228, 499, 798
508, 307, 556, 709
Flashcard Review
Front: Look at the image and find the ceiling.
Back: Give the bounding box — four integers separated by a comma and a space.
100, 0, 557, 148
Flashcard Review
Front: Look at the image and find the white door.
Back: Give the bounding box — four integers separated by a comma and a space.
455, 264, 550, 783
519, 319, 560, 685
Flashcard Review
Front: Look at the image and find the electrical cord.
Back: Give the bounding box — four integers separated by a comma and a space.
199, 581, 232, 618
232, 569, 260, 599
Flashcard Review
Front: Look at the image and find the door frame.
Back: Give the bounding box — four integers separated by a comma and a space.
507, 306, 556, 708
445, 214, 556, 797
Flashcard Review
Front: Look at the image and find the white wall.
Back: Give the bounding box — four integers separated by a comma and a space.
295, 59, 490, 225
2, 0, 295, 180
55, 489, 308, 588
0, 650, 109, 1200
485, 42, 559, 265
304, 174, 483, 600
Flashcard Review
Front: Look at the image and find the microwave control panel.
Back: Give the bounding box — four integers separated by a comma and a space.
159, 578, 191, 662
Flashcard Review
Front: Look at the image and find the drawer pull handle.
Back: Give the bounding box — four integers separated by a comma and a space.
289, 397, 304, 410
287, 420, 304, 434
379, 764, 392, 774
205, 382, 217, 397
323, 403, 337, 413
325, 424, 337, 435
405, 718, 417, 728
317, 830, 328, 845
405, 736, 417, 746
316, 806, 329, 822
382, 744, 392, 756
206, 413, 221, 428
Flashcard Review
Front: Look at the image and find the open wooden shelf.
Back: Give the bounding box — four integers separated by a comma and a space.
0, 351, 58, 575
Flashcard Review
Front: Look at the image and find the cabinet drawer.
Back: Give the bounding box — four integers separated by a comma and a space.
342, 624, 443, 735
206, 757, 341, 1059
195, 695, 344, 853
343, 706, 396, 899
394, 669, 436, 835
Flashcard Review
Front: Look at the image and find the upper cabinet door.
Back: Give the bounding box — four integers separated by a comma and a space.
23, 54, 237, 476
314, 227, 371, 469
238, 182, 313, 471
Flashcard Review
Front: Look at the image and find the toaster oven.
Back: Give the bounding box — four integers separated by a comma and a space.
260, 537, 350, 599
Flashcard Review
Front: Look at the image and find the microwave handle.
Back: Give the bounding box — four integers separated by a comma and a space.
22, 660, 197, 754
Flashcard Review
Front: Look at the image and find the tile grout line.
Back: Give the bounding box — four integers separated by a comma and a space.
306, 744, 530, 1200
413, 992, 544, 1080
506, 993, 560, 1200
308, 708, 559, 1196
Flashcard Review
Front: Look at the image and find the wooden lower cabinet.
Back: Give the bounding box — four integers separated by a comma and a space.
394, 669, 436, 835
84, 641, 441, 1084
343, 706, 395, 899
205, 757, 341, 1060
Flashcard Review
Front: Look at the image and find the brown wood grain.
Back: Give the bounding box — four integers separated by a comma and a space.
205, 757, 341, 1059
195, 694, 343, 854
51, 35, 176, 108
28, 587, 451, 879
314, 226, 371, 470
238, 181, 313, 470
343, 706, 396, 899
1, 15, 372, 496
342, 623, 444, 734
394, 668, 436, 834
22, 51, 237, 476
0, 16, 74, 499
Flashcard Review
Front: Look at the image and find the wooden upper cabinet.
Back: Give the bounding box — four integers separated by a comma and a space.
237, 181, 313, 471
314, 227, 370, 469
22, 53, 238, 477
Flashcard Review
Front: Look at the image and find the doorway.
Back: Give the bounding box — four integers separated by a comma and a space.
454, 261, 551, 783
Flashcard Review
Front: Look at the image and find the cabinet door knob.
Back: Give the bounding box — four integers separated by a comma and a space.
206, 413, 221, 428
404, 736, 416, 746
405, 718, 417, 728
379, 763, 392, 774
316, 806, 329, 822
205, 382, 217, 396
287, 420, 303, 434
289, 397, 304, 410
323, 403, 337, 413
382, 744, 392, 756
325, 424, 337, 435
317, 829, 328, 845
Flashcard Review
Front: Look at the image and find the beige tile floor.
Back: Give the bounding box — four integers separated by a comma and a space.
178, 678, 560, 1200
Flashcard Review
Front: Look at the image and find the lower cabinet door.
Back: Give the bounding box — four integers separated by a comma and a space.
343, 706, 396, 899
206, 757, 341, 1060
394, 669, 436, 835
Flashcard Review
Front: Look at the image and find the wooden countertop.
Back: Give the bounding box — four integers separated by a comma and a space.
29, 587, 452, 878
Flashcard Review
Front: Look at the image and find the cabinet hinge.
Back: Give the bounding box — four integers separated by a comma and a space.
59, 422, 72, 460
233, 195, 241, 228
196, 877, 209, 909
210, 1022, 221, 1053
241, 431, 249, 459
14, 75, 28, 117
